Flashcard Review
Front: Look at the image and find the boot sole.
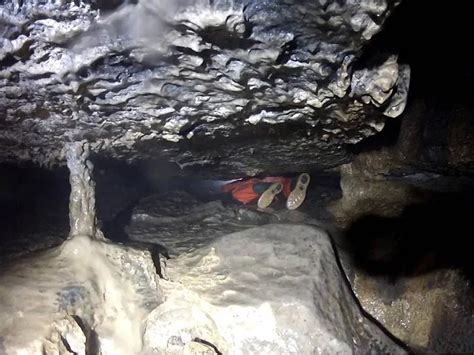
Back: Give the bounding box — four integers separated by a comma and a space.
286, 173, 310, 210
257, 183, 283, 209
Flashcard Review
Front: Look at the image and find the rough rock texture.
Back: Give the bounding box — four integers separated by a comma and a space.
0, 141, 161, 354
142, 224, 405, 354
0, 173, 406, 354
126, 190, 325, 256
0, 235, 162, 355
350, 269, 474, 353
127, 190, 407, 353
66, 141, 101, 238
335, 184, 474, 353
395, 100, 474, 176
0, 0, 408, 176
328, 160, 419, 229
326, 132, 474, 352
328, 102, 474, 229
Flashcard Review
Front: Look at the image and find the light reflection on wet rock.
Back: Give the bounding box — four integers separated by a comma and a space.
0, 0, 408, 176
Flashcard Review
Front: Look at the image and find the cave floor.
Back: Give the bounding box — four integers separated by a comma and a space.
1, 169, 474, 353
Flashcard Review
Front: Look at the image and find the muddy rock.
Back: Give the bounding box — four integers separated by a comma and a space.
349, 269, 474, 352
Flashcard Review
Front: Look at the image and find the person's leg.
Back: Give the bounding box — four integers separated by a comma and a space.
253, 182, 272, 194
221, 178, 266, 205
220, 190, 238, 204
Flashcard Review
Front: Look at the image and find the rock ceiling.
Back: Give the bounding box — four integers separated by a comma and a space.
0, 0, 409, 176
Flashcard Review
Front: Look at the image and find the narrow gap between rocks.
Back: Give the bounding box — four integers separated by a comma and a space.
1, 0, 473, 353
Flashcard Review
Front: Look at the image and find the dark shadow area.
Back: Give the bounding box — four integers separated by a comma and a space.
329, 235, 411, 353
92, 157, 154, 243
352, 1, 474, 172
0, 158, 154, 262
87, 0, 133, 12
100, 201, 137, 243
344, 190, 474, 284
0, 163, 70, 261
0, 163, 70, 231
346, 117, 402, 155
356, 0, 473, 104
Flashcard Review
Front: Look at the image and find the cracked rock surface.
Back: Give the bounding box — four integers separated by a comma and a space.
1, 0, 408, 176
0, 234, 162, 354
0, 167, 405, 354
142, 223, 405, 354
124, 191, 405, 353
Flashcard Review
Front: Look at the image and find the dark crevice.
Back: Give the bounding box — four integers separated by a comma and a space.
329, 233, 411, 352
193, 338, 223, 355
346, 117, 401, 154
150, 245, 168, 278
88, 0, 128, 12
343, 191, 474, 284
198, 25, 259, 50
70, 315, 100, 355
60, 334, 77, 355
0, 54, 18, 69
275, 37, 298, 65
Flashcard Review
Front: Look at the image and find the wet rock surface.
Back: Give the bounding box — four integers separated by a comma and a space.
143, 224, 404, 354
328, 146, 474, 352
0, 0, 408, 176
0, 170, 407, 354
126, 190, 325, 256
0, 235, 162, 354
338, 191, 474, 353
350, 269, 474, 353
121, 188, 404, 353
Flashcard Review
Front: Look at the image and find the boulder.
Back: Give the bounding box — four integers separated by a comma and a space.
143, 224, 405, 354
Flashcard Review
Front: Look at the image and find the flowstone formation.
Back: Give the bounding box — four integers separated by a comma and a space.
66, 141, 101, 239
0, 142, 161, 354
0, 0, 409, 176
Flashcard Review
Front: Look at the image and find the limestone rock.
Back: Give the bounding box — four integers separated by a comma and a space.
126, 191, 275, 254
0, 0, 407, 176
0, 235, 161, 355
349, 269, 474, 353
142, 224, 405, 354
